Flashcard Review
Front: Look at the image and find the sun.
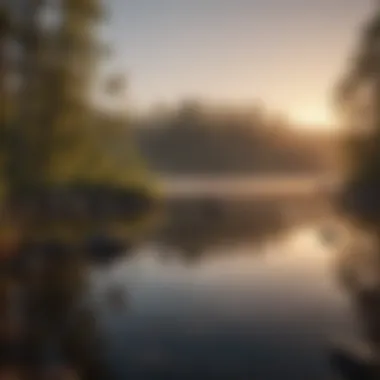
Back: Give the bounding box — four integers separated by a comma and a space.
290, 107, 338, 131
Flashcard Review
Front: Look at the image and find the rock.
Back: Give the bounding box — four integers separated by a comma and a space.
84, 235, 128, 265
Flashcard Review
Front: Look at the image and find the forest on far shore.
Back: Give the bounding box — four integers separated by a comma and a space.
131, 100, 338, 176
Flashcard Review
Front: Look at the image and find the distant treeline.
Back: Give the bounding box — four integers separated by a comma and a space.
131, 100, 338, 175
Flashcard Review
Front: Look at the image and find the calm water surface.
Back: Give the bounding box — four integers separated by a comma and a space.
92, 226, 356, 380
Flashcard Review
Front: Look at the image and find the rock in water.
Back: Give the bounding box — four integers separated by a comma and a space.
84, 235, 128, 265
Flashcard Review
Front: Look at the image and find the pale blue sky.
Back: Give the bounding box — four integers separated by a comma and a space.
102, 0, 373, 125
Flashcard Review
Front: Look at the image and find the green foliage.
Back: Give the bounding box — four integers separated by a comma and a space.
0, 1, 154, 377
0, 0, 152, 222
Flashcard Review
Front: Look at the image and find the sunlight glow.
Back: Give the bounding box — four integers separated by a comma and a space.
290, 107, 338, 131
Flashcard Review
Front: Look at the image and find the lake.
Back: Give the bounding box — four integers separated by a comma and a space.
159, 175, 339, 198
92, 220, 358, 380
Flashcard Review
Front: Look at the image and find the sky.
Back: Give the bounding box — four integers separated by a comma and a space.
103, 0, 374, 127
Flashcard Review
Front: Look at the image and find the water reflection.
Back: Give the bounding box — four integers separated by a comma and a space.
327, 226, 380, 379
151, 195, 330, 263
91, 206, 357, 380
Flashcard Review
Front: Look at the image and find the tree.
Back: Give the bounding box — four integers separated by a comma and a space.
336, 2, 380, 230
334, 2, 380, 372
0, 1, 154, 378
